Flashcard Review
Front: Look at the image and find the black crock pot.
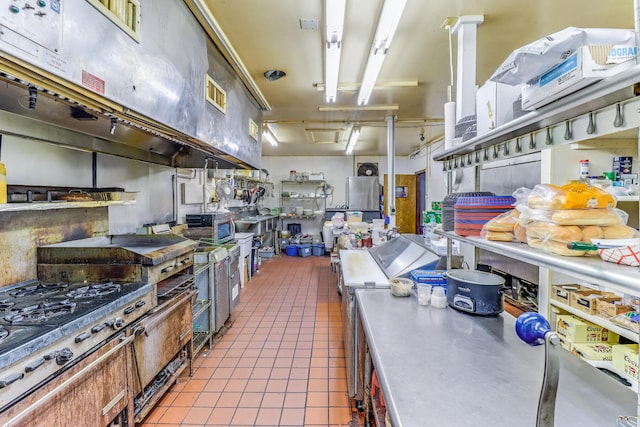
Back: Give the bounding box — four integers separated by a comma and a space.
446, 270, 505, 315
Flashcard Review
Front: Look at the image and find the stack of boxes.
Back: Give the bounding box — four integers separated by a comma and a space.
552, 284, 638, 382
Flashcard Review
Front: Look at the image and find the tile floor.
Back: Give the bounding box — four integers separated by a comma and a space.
139, 254, 363, 427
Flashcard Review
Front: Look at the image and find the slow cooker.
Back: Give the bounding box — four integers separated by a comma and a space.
446, 270, 505, 316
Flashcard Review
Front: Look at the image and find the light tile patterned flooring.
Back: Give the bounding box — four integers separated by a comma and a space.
140, 255, 362, 426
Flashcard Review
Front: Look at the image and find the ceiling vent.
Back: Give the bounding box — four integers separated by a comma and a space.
305, 128, 343, 144
264, 70, 286, 82
357, 162, 379, 176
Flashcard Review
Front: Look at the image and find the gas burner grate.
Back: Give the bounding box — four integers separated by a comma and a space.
65, 282, 122, 299
4, 300, 77, 323
0, 299, 15, 311
0, 326, 7, 342
8, 282, 70, 298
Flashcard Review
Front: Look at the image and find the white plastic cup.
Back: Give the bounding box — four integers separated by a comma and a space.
416, 283, 432, 306
431, 286, 447, 309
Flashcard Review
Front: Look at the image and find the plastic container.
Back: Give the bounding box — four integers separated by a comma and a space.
312, 244, 325, 256
298, 244, 312, 257
287, 223, 302, 235
580, 159, 590, 179
285, 245, 299, 256
0, 163, 6, 204
454, 195, 515, 236
346, 211, 363, 222
431, 287, 447, 308
416, 283, 432, 306
442, 192, 494, 231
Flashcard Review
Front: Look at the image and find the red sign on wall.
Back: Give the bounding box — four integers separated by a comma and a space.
82, 70, 105, 94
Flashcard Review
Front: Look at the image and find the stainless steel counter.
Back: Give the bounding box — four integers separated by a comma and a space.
356, 289, 636, 427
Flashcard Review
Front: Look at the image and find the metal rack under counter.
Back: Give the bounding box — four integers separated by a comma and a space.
433, 229, 640, 294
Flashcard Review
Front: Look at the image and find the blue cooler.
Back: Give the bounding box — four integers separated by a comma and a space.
298, 244, 312, 257
312, 243, 325, 256
285, 245, 299, 256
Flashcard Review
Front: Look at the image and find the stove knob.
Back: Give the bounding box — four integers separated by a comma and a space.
135, 300, 146, 308
123, 306, 135, 315
75, 331, 91, 343
56, 348, 73, 365
91, 323, 107, 333
0, 373, 24, 388
25, 358, 45, 372
112, 317, 125, 330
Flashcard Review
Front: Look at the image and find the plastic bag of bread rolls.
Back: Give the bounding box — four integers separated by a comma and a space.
526, 183, 616, 210
481, 210, 520, 242
525, 222, 596, 256
518, 206, 628, 227
550, 207, 627, 226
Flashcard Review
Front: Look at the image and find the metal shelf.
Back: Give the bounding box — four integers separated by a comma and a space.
0, 200, 135, 212
192, 300, 212, 319
582, 359, 639, 393
280, 180, 326, 184
550, 299, 638, 343
617, 196, 640, 202
434, 64, 640, 161
434, 230, 640, 293
281, 196, 323, 200
193, 331, 212, 356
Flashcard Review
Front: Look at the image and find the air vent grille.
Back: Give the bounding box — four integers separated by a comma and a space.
206, 75, 226, 114
86, 0, 141, 42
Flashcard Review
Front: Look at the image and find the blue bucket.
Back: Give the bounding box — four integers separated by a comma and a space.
285, 245, 298, 256
312, 244, 325, 256
298, 244, 312, 257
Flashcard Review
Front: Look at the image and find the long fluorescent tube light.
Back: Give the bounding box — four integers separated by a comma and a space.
262, 125, 278, 147
324, 0, 346, 103
319, 104, 398, 112
357, 0, 407, 106
345, 126, 361, 155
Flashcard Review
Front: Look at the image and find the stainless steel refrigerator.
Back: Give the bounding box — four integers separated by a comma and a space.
347, 176, 380, 210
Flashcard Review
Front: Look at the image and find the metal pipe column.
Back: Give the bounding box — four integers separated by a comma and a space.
386, 115, 396, 227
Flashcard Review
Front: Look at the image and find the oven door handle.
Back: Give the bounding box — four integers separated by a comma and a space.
144, 289, 198, 331
4, 334, 134, 426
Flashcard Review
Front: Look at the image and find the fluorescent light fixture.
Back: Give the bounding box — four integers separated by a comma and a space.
262, 125, 278, 147
357, 0, 407, 105
345, 126, 361, 155
319, 104, 398, 112
324, 0, 346, 103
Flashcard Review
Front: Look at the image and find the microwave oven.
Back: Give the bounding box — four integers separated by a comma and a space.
185, 212, 236, 243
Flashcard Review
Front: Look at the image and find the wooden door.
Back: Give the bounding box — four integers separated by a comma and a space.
383, 174, 417, 234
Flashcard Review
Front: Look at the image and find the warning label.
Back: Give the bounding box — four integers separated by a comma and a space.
82, 70, 105, 94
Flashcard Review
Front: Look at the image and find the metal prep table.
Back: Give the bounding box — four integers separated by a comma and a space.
356, 289, 637, 427
339, 249, 390, 404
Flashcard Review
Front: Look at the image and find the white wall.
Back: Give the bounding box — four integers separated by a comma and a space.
261, 154, 425, 210
3, 135, 176, 234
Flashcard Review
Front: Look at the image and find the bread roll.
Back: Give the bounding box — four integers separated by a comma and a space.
542, 240, 586, 257
485, 231, 515, 242
551, 209, 622, 226
580, 226, 604, 241
527, 196, 563, 210
486, 210, 519, 232
513, 222, 527, 243
526, 237, 543, 249
603, 224, 638, 239
526, 222, 582, 243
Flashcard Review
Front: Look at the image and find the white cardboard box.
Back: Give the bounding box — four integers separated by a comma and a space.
522, 44, 635, 111
476, 80, 523, 136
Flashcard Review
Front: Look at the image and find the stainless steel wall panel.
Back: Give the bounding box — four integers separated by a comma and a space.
0, 0, 262, 168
